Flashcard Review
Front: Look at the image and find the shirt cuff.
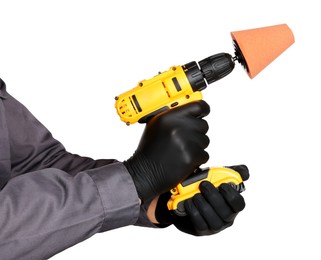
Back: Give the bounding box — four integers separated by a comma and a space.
87, 162, 140, 231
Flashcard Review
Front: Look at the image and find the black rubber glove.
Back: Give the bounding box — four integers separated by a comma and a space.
124, 101, 210, 202
155, 165, 249, 236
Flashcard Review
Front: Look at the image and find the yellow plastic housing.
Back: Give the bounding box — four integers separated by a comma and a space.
167, 167, 243, 212
115, 65, 202, 125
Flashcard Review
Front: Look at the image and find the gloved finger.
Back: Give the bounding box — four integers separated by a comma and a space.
219, 183, 246, 213
191, 193, 224, 231
172, 100, 210, 119
171, 132, 209, 167
192, 118, 209, 134
192, 147, 210, 166
189, 132, 210, 149
184, 198, 208, 231
226, 164, 250, 181
176, 117, 209, 135
200, 181, 236, 223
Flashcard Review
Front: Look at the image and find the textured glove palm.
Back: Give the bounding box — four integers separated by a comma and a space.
124, 101, 210, 202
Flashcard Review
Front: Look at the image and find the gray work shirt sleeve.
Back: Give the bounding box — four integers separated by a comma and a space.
0, 162, 140, 260
0, 78, 157, 259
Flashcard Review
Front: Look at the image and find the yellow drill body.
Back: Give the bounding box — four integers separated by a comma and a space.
115, 65, 202, 125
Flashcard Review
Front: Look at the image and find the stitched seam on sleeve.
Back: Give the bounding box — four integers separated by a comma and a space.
86, 173, 106, 232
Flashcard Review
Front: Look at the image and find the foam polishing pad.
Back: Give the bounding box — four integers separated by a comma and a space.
231, 24, 295, 78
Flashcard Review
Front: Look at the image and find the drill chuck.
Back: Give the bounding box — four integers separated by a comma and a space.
199, 53, 235, 85
183, 53, 235, 92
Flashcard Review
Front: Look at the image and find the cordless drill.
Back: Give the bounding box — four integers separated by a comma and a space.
114, 24, 294, 214
114, 47, 247, 215
114, 48, 244, 126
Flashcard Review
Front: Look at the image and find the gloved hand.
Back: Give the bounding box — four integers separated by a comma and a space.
155, 165, 249, 236
124, 101, 210, 202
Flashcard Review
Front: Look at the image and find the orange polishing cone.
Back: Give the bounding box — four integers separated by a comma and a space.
231, 24, 295, 79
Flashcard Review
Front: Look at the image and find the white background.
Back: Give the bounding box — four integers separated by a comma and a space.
1, 0, 320, 259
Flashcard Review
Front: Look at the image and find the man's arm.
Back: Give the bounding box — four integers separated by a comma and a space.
1, 79, 115, 177
0, 162, 140, 260
0, 78, 155, 259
